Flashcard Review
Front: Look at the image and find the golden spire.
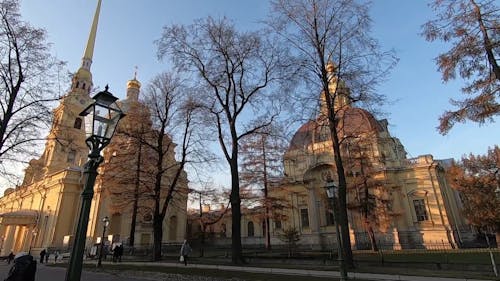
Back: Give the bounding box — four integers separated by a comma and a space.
71, 0, 101, 93
81, 0, 102, 71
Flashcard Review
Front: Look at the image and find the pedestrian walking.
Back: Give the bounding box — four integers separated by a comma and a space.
39, 249, 45, 264
117, 244, 123, 262
4, 252, 37, 281
54, 251, 59, 263
179, 240, 192, 266
6, 252, 14, 265
112, 244, 119, 263
44, 252, 49, 264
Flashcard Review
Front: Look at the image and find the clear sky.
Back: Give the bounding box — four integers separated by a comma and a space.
14, 0, 500, 188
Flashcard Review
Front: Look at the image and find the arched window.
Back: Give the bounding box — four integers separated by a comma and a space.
247, 221, 254, 237
75, 82, 79, 89
143, 213, 152, 222
82, 83, 86, 90
74, 118, 82, 129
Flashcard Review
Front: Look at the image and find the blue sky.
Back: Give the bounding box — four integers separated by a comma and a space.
18, 1, 499, 173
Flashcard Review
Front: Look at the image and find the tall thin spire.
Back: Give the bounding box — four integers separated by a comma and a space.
81, 0, 102, 71
72, 0, 102, 93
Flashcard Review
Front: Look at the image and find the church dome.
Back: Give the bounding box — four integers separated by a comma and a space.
340, 107, 383, 136
127, 78, 141, 89
288, 107, 383, 152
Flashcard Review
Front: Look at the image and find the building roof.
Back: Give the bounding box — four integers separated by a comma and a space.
288, 107, 383, 152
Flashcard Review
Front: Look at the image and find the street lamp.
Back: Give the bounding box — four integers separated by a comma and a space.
97, 216, 110, 267
65, 86, 124, 281
324, 180, 348, 281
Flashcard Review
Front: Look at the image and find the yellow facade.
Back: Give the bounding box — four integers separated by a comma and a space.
188, 65, 470, 250
0, 1, 187, 256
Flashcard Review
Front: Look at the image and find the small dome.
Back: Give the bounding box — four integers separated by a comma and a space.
4, 188, 14, 196
74, 68, 92, 81
127, 78, 141, 89
326, 60, 336, 73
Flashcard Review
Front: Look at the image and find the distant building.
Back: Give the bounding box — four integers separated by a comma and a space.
188, 61, 472, 250
0, 0, 187, 255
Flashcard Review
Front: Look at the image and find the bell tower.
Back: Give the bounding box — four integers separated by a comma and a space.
22, 0, 103, 184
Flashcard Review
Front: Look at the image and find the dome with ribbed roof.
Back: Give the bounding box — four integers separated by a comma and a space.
288, 107, 383, 152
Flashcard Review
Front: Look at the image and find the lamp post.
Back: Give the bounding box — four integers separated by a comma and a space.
65, 86, 124, 281
324, 180, 348, 281
97, 216, 109, 267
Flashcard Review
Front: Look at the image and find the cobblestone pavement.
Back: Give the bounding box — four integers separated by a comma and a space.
0, 262, 244, 281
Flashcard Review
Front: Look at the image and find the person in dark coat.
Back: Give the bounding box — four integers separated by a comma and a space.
117, 244, 123, 262
179, 240, 192, 266
4, 252, 36, 281
39, 249, 45, 264
6, 252, 14, 265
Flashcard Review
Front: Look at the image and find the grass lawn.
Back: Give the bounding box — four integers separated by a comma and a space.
51, 250, 500, 280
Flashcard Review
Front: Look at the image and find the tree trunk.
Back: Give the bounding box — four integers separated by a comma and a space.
329, 116, 354, 268
230, 159, 244, 264
496, 231, 500, 249
200, 223, 206, 257
129, 141, 142, 247
262, 136, 271, 250
152, 214, 163, 261
367, 224, 378, 252
471, 0, 500, 80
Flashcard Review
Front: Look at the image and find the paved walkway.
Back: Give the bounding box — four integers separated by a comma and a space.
0, 260, 493, 281
0, 262, 145, 281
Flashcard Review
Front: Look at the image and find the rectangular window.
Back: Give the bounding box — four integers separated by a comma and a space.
275, 220, 282, 229
413, 199, 429, 222
300, 208, 309, 228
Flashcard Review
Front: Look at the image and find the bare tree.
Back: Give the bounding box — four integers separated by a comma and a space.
100, 98, 154, 247
267, 0, 397, 267
0, 0, 63, 182
157, 17, 288, 264
190, 186, 230, 257
343, 139, 392, 251
422, 0, 500, 134
240, 125, 288, 250
139, 72, 206, 261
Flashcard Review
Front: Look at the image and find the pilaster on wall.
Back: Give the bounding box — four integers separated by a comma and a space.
392, 228, 402, 250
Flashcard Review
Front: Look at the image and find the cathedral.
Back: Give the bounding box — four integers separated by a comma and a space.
0, 0, 187, 256
0, 0, 474, 256
187, 61, 471, 250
